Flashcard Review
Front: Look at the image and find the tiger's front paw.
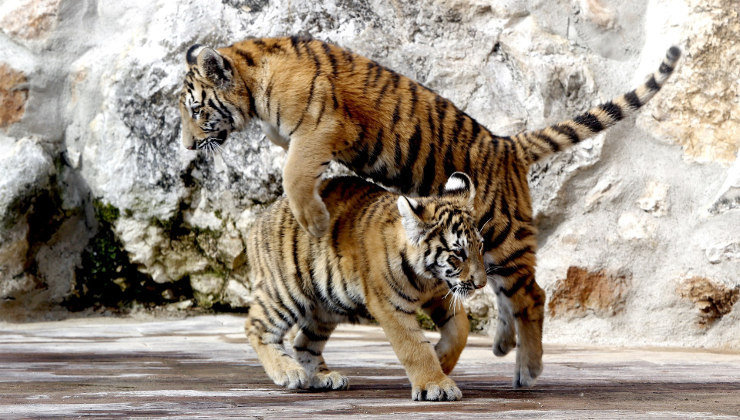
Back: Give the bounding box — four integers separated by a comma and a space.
291, 198, 330, 237
272, 367, 309, 390
411, 377, 462, 401
311, 371, 349, 390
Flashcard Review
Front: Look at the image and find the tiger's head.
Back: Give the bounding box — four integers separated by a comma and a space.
179, 44, 252, 151
397, 172, 487, 297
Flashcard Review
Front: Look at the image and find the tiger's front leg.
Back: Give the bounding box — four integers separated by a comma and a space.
368, 298, 462, 401
282, 136, 335, 237
422, 293, 469, 375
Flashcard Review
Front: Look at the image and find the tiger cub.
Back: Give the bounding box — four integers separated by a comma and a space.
179, 37, 680, 388
244, 172, 486, 401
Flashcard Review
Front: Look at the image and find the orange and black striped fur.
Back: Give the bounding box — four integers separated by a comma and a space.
179, 37, 680, 388
244, 172, 486, 401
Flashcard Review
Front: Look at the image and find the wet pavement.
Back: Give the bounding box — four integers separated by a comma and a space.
1, 315, 738, 418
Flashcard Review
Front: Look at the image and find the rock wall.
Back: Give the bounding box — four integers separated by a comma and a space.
0, 0, 737, 348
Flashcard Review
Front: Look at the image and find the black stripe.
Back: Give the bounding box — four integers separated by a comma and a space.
598, 101, 624, 121
372, 62, 383, 86
289, 69, 320, 135
348, 130, 369, 169
400, 251, 422, 292
625, 90, 642, 109
208, 99, 228, 119
362, 62, 375, 92
325, 255, 353, 314
500, 273, 531, 298
442, 146, 456, 184
366, 129, 384, 168
393, 133, 403, 167
487, 264, 521, 278
489, 216, 511, 250
244, 85, 257, 118
321, 42, 338, 76
255, 295, 293, 327
418, 149, 437, 197
659, 63, 673, 74
399, 125, 422, 193
342, 49, 355, 73
390, 99, 402, 129
646, 75, 660, 91
249, 318, 282, 339
435, 314, 453, 329
514, 226, 533, 240
235, 49, 255, 66
265, 77, 274, 112
551, 124, 580, 144
667, 46, 681, 60
384, 265, 419, 303
534, 133, 560, 152
409, 83, 418, 116
453, 109, 466, 139
374, 78, 390, 107
391, 72, 400, 90
294, 346, 321, 356
435, 96, 448, 141
573, 112, 605, 132
289, 36, 303, 57
392, 303, 417, 315
300, 327, 329, 342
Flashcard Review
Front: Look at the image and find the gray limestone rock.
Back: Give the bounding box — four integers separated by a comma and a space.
0, 0, 737, 348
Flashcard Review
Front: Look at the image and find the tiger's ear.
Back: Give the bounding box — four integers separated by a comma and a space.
444, 172, 475, 206
186, 44, 203, 66
196, 47, 234, 88
397, 196, 426, 246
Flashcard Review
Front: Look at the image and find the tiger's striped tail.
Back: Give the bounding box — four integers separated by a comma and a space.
514, 46, 681, 164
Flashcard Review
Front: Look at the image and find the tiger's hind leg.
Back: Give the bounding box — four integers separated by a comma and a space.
293, 321, 349, 391
244, 295, 309, 390
492, 295, 517, 357
422, 293, 469, 374
488, 248, 545, 389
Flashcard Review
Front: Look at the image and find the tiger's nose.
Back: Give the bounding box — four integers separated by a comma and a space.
186, 144, 196, 150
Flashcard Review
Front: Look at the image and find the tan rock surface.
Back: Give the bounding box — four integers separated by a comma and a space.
0, 64, 27, 128
548, 266, 630, 319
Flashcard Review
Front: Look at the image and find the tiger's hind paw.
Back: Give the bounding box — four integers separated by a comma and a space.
513, 359, 542, 389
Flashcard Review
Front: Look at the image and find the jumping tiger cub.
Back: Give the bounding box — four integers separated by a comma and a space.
179, 37, 680, 388
244, 172, 486, 401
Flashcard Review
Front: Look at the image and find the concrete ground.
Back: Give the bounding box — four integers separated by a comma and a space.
1, 315, 738, 419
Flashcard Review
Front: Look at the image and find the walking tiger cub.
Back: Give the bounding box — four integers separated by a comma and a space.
244, 172, 486, 401
179, 36, 680, 388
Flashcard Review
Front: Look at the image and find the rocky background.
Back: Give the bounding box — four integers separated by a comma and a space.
0, 0, 737, 349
